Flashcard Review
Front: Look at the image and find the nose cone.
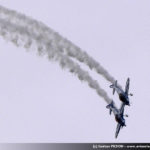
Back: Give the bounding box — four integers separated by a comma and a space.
122, 120, 126, 126
126, 99, 130, 106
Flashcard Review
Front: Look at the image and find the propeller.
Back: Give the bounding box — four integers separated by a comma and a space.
129, 93, 133, 96
124, 114, 129, 117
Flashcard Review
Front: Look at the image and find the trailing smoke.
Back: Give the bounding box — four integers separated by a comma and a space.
0, 18, 113, 104
0, 5, 121, 88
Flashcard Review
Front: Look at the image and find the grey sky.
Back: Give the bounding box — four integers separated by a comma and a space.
0, 0, 150, 142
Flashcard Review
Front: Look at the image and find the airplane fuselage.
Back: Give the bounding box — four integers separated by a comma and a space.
119, 93, 129, 105
115, 114, 126, 126
115, 87, 130, 106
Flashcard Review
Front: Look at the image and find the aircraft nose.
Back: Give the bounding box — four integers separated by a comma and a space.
127, 101, 130, 106
123, 119, 126, 125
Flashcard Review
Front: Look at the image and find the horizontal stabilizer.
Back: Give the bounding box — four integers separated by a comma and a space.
106, 101, 114, 115
110, 81, 117, 95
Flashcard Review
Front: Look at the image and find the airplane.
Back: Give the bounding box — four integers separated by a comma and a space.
106, 101, 128, 138
109, 78, 133, 106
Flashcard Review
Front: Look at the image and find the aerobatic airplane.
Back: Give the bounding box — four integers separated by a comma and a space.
109, 78, 133, 106
106, 101, 128, 138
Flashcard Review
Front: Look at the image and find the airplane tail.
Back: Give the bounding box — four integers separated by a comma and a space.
106, 101, 114, 115
110, 80, 117, 95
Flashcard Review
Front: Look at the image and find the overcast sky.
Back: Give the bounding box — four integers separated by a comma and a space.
0, 0, 150, 142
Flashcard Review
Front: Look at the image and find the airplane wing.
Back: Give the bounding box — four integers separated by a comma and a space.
125, 78, 130, 95
115, 123, 121, 138
120, 103, 125, 117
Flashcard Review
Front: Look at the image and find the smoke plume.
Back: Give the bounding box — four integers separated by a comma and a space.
0, 17, 113, 104
0, 5, 120, 87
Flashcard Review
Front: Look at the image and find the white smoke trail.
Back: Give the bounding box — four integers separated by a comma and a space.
0, 5, 120, 87
0, 18, 114, 104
